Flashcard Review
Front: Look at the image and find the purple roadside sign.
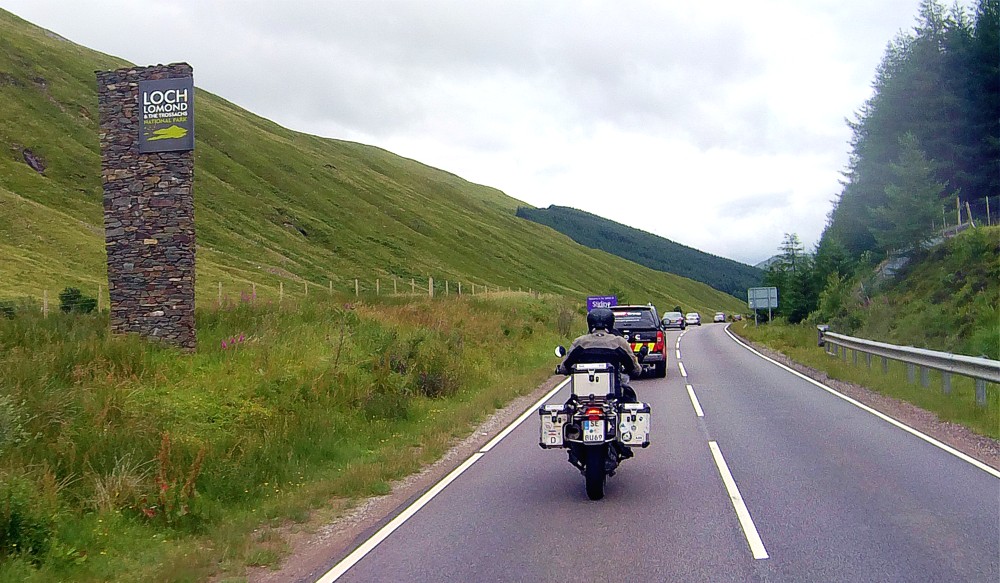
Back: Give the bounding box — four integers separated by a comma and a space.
586, 295, 617, 311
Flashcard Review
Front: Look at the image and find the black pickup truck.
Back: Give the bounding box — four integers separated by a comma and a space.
611, 304, 667, 378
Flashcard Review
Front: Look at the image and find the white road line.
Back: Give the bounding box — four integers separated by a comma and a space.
686, 384, 704, 417
315, 452, 486, 582
316, 376, 571, 581
678, 362, 687, 377
709, 441, 769, 560
676, 349, 681, 359
480, 377, 570, 453
724, 328, 1000, 480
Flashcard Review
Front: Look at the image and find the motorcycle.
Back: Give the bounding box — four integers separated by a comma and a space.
539, 346, 651, 500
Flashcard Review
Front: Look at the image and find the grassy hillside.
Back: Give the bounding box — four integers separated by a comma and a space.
0, 8, 745, 318
853, 226, 999, 359
516, 205, 763, 298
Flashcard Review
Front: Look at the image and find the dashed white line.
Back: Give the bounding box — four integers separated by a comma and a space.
678, 362, 687, 377
686, 384, 704, 417
709, 441, 769, 560
676, 349, 681, 359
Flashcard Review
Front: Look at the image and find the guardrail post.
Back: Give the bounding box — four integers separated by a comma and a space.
865, 353, 872, 369
842, 347, 847, 362
882, 357, 888, 374
853, 350, 859, 366
907, 363, 915, 384
920, 367, 929, 388
975, 379, 987, 407
942, 372, 951, 395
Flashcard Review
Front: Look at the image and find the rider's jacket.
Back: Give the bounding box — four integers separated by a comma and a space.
557, 329, 641, 377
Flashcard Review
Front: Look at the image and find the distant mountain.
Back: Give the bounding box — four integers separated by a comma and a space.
515, 205, 762, 298
754, 256, 780, 270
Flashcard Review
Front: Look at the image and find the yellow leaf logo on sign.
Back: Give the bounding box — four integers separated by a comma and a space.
148, 125, 188, 141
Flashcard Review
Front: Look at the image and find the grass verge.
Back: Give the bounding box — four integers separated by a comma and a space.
0, 292, 582, 581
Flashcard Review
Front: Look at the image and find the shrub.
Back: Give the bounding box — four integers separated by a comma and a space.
0, 301, 15, 319
0, 473, 56, 560
57, 288, 97, 314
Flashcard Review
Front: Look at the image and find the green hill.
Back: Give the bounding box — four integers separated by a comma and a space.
0, 8, 744, 317
516, 205, 762, 298
847, 226, 999, 359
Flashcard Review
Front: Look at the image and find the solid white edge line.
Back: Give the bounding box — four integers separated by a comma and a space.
315, 375, 571, 582
480, 377, 571, 453
678, 362, 687, 377
709, 441, 770, 560
686, 384, 705, 417
315, 452, 486, 582
724, 328, 1000, 480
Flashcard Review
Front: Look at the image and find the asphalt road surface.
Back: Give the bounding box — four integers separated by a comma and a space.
312, 324, 1000, 582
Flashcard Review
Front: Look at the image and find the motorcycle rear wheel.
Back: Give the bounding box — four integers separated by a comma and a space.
584, 445, 606, 500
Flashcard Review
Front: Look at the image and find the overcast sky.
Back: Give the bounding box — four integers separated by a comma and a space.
1, 0, 940, 265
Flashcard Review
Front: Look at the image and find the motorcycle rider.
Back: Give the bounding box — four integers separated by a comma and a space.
557, 307, 641, 403
557, 307, 642, 468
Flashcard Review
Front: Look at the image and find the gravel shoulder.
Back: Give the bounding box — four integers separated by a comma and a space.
246, 341, 998, 582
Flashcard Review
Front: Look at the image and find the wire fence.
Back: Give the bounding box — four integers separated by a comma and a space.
4, 275, 545, 317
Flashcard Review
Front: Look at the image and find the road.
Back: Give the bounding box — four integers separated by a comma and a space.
311, 324, 1000, 582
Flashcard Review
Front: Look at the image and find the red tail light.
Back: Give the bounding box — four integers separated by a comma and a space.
585, 407, 603, 421
654, 330, 664, 352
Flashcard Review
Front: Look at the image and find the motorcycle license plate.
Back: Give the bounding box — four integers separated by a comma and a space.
583, 419, 605, 442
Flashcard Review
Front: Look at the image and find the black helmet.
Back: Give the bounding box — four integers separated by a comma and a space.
587, 307, 615, 332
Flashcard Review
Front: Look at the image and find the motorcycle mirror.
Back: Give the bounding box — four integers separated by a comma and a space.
554, 346, 567, 358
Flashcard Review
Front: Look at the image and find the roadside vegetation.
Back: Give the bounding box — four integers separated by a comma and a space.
0, 292, 581, 581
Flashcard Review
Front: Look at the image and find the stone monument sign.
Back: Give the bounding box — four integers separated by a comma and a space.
97, 63, 196, 350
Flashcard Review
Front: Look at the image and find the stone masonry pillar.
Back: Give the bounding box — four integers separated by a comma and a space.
96, 63, 196, 350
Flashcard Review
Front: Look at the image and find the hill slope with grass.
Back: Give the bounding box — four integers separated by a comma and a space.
516, 205, 762, 298
0, 8, 744, 317
816, 226, 999, 359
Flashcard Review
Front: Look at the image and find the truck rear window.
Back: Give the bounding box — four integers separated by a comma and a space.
612, 310, 657, 327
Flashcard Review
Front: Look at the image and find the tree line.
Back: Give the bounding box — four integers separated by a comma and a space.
764, 0, 998, 325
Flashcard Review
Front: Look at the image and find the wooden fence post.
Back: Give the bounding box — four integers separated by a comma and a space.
43, 289, 48, 317
279, 281, 284, 304
458, 282, 462, 295
428, 277, 434, 298
411, 278, 415, 293
98, 284, 103, 312
329, 280, 333, 296
377, 279, 380, 296
218, 281, 222, 303
304, 281, 308, 297
252, 282, 257, 300
394, 278, 398, 295
445, 281, 449, 295
355, 278, 359, 297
